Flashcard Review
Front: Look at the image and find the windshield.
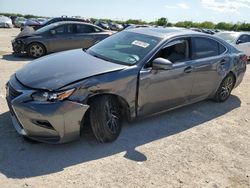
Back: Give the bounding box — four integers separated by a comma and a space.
35, 23, 59, 34
215, 32, 240, 43
87, 31, 161, 65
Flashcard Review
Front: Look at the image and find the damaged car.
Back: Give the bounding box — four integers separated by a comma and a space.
12, 21, 113, 58
6, 28, 247, 144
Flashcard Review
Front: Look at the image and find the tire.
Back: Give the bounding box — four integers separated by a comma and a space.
89, 96, 122, 143
27, 43, 46, 58
214, 73, 235, 102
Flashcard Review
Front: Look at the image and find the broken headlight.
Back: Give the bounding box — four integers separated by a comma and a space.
31, 89, 75, 102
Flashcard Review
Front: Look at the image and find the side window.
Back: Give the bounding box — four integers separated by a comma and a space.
238, 35, 250, 43
76, 25, 94, 33
93, 26, 102, 32
192, 37, 222, 59
156, 39, 190, 63
53, 24, 74, 35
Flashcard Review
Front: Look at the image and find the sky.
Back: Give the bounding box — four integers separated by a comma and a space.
0, 0, 250, 23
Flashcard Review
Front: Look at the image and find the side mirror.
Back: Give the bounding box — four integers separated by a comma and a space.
50, 30, 56, 35
236, 40, 243, 45
152, 58, 173, 70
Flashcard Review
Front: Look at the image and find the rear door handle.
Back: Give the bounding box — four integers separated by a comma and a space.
184, 66, 193, 73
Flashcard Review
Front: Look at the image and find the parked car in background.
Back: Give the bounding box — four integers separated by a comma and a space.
21, 18, 44, 31
94, 20, 110, 30
190, 28, 202, 32
12, 21, 113, 58
201, 29, 215, 35
21, 17, 87, 31
108, 22, 123, 31
215, 32, 250, 57
14, 17, 27, 28
6, 28, 247, 144
36, 18, 47, 24
0, 16, 13, 28
37, 17, 87, 29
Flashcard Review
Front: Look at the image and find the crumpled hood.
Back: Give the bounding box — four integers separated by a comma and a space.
16, 49, 127, 90
16, 27, 35, 38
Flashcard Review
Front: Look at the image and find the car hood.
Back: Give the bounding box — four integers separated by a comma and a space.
16, 27, 36, 38
16, 49, 127, 90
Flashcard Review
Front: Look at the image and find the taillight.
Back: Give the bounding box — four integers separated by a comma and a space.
240, 55, 248, 65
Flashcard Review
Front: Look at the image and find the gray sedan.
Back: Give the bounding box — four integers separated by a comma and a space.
12, 21, 113, 58
6, 28, 247, 143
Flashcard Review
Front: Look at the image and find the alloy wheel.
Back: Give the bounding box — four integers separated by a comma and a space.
29, 44, 44, 58
220, 76, 234, 100
104, 99, 120, 134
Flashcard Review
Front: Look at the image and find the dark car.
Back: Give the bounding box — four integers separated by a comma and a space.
94, 20, 110, 30
108, 22, 124, 31
21, 17, 86, 31
6, 28, 247, 144
12, 21, 113, 58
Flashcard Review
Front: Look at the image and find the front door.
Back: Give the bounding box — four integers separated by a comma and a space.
137, 38, 194, 117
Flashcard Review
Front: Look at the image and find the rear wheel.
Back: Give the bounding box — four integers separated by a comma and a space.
27, 43, 46, 58
214, 73, 235, 102
89, 96, 122, 143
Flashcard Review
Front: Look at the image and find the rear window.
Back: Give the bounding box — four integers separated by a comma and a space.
76, 24, 94, 33
192, 37, 226, 59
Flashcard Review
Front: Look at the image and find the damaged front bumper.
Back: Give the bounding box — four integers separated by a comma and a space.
11, 40, 26, 55
6, 76, 89, 144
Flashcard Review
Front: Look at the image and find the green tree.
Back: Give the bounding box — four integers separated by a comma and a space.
156, 17, 168, 26
200, 21, 215, 29
125, 19, 147, 25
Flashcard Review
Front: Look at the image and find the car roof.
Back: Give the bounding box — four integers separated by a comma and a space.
51, 21, 95, 26
48, 21, 105, 31
218, 31, 250, 35
126, 27, 205, 39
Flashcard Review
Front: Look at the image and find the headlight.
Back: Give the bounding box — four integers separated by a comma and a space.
31, 89, 75, 102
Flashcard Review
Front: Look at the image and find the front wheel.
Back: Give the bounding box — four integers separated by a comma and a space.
27, 43, 46, 58
214, 73, 235, 102
89, 96, 122, 143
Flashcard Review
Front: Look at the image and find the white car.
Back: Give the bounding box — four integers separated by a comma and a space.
0, 16, 13, 28
215, 32, 250, 57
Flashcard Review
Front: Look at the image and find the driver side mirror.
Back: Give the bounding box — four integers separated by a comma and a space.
152, 58, 173, 70
50, 30, 56, 35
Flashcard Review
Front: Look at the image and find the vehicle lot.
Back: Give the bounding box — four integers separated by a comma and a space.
0, 28, 250, 187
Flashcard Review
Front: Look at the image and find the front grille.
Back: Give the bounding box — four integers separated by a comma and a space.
8, 84, 22, 101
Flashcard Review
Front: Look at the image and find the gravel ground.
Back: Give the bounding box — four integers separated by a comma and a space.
0, 28, 249, 188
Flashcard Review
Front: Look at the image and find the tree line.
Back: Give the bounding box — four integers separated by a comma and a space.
1, 13, 249, 31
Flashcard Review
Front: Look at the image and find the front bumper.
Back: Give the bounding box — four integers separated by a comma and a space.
12, 40, 26, 54
6, 75, 89, 144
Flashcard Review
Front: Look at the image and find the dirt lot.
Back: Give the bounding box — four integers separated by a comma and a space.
0, 28, 249, 188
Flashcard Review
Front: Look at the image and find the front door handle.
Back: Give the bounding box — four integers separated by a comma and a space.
220, 59, 226, 65
184, 66, 193, 73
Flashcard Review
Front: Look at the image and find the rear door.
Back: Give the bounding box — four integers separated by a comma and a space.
189, 37, 229, 101
72, 24, 99, 49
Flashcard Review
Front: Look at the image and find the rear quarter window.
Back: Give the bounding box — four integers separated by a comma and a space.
192, 37, 226, 59
76, 25, 94, 33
